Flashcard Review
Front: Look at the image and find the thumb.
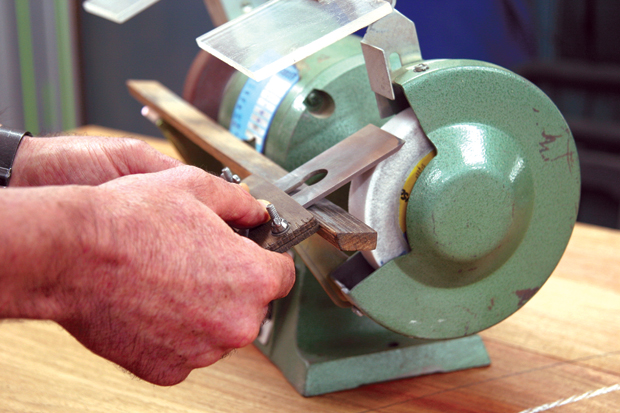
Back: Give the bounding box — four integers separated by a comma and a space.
157, 166, 270, 228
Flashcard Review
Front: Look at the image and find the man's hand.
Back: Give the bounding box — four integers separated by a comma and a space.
1, 165, 295, 386
10, 135, 182, 187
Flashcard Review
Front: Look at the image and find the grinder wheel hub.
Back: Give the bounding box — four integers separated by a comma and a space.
426, 170, 515, 262
409, 122, 534, 288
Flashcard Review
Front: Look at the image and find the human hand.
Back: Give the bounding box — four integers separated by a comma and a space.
56, 166, 295, 385
10, 135, 182, 187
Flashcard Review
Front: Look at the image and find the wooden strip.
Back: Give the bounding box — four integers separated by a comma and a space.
127, 79, 283, 181
127, 79, 377, 251
312, 198, 377, 250
243, 175, 318, 253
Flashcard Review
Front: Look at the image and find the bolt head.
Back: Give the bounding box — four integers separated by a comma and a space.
414, 63, 429, 73
241, 2, 253, 13
271, 218, 290, 235
351, 307, 364, 317
304, 92, 323, 111
220, 167, 241, 184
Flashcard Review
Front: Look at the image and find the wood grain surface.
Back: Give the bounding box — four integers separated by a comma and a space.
2, 128, 617, 412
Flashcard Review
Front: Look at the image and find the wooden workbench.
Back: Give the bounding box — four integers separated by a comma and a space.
1, 127, 618, 412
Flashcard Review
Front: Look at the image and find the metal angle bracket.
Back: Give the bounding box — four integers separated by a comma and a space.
361, 10, 422, 106
274, 124, 404, 208
83, 0, 161, 23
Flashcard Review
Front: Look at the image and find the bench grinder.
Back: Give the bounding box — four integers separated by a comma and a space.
141, 2, 580, 396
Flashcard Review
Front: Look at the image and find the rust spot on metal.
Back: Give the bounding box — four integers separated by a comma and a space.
316, 54, 331, 64
458, 306, 476, 317
515, 287, 540, 307
539, 129, 576, 173
539, 131, 562, 155
533, 108, 540, 113
488, 298, 495, 311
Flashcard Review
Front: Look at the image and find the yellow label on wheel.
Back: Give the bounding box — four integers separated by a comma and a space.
399, 150, 437, 235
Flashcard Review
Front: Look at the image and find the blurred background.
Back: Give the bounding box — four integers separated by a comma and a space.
1, 0, 619, 228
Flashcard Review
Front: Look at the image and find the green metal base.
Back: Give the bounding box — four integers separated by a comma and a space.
255, 258, 490, 396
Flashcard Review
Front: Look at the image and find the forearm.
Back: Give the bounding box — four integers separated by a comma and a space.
0, 185, 95, 320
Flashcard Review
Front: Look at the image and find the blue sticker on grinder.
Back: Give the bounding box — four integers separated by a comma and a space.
229, 65, 300, 153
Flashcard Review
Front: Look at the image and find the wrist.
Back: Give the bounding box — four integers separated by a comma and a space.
53, 183, 138, 329
9, 135, 33, 185
0, 185, 99, 320
9, 136, 50, 187
0, 127, 31, 187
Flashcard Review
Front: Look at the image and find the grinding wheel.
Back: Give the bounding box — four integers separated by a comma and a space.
349, 107, 435, 269
183, 50, 237, 121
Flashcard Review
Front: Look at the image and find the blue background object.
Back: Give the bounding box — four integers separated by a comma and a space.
395, 0, 536, 68
229, 65, 300, 153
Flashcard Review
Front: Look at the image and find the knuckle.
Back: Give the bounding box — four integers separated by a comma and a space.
259, 273, 282, 301
127, 138, 149, 150
145, 367, 191, 387
228, 322, 259, 349
118, 138, 151, 156
122, 357, 191, 387
250, 253, 296, 301
122, 138, 181, 168
177, 164, 199, 175
178, 165, 211, 183
275, 255, 296, 298
168, 165, 198, 185
244, 259, 295, 305
251, 261, 281, 297
281, 271, 295, 297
